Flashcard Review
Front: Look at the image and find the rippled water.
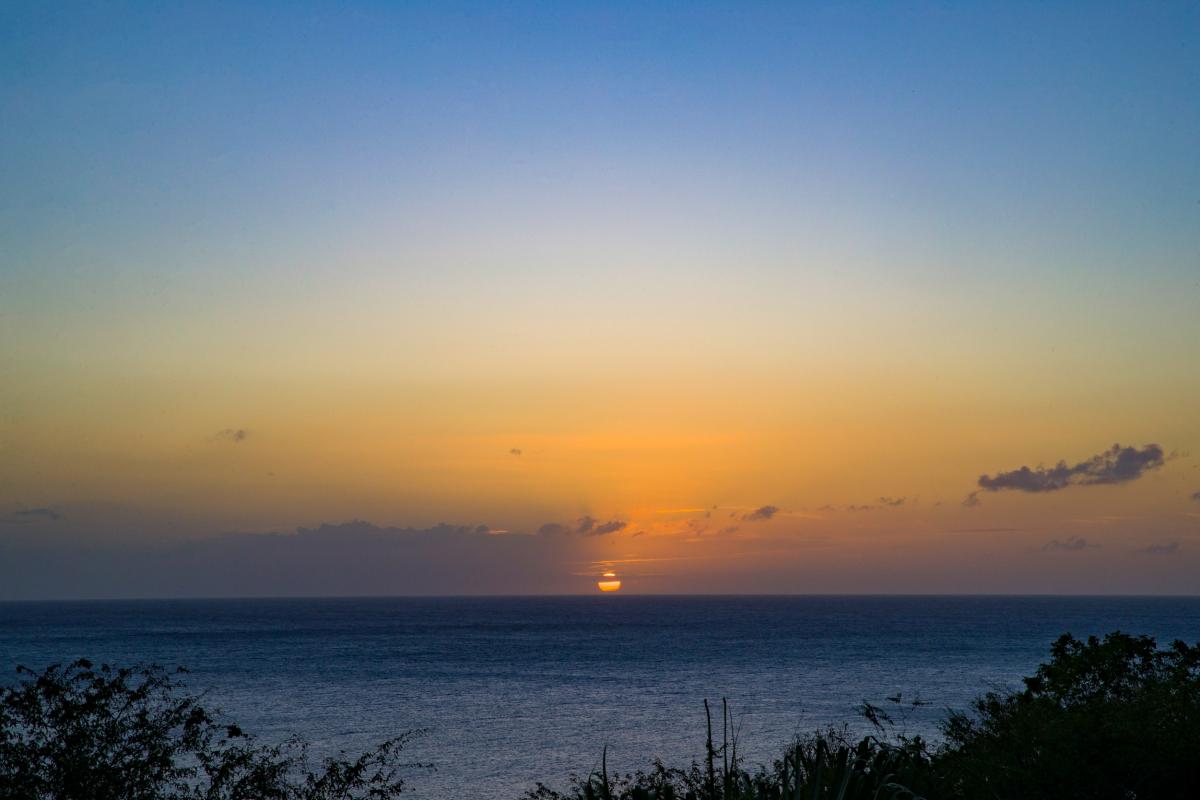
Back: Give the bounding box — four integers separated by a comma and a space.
3, 595, 1199, 797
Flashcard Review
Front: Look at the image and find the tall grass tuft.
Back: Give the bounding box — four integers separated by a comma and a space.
523, 702, 934, 800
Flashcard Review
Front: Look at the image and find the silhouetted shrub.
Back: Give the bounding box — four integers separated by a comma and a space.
0, 659, 424, 800
936, 631, 1200, 800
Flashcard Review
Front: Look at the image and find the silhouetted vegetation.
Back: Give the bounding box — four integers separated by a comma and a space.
525, 633, 1200, 800
0, 659, 425, 799
4, 633, 1199, 799
936, 631, 1200, 800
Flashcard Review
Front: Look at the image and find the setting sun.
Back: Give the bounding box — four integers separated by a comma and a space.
597, 572, 622, 593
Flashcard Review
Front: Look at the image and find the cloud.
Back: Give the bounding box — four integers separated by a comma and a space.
1042, 536, 1097, 552
945, 527, 1024, 534
1138, 541, 1179, 556
819, 497, 910, 512
538, 516, 626, 536
1191, 491, 1200, 502
509, 448, 522, 456
0, 518, 592, 599
977, 443, 1165, 494
4, 507, 63, 524
214, 428, 249, 443
962, 492, 982, 508
741, 505, 778, 522
589, 520, 627, 536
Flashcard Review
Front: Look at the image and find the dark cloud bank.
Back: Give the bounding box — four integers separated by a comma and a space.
0, 521, 590, 599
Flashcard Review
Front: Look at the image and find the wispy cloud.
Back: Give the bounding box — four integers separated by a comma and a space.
1137, 541, 1179, 556
820, 497, 909, 512
741, 505, 779, 522
945, 527, 1024, 534
538, 516, 627, 536
1191, 490, 1200, 502
509, 448, 522, 456
3, 507, 63, 524
213, 428, 249, 443
590, 520, 627, 536
1042, 536, 1097, 552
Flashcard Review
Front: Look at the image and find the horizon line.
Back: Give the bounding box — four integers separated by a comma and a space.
5, 591, 1200, 604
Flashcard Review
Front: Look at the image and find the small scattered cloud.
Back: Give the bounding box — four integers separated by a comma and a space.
214, 428, 249, 444
538, 516, 627, 536
1042, 536, 1097, 552
590, 520, 627, 536
962, 491, 982, 508
4, 507, 63, 524
720, 526, 740, 535
820, 497, 909, 512
946, 527, 1024, 534
509, 448, 522, 456
1138, 541, 1179, 556
1191, 490, 1200, 502
977, 443, 1165, 495
741, 505, 778, 522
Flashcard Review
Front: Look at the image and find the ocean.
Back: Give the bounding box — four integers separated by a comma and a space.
3, 595, 1199, 797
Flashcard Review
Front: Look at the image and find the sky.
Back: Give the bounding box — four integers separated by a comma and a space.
2, 1, 1199, 598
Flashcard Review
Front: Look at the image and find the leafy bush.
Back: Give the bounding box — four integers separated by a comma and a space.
936, 632, 1200, 800
0, 659, 424, 800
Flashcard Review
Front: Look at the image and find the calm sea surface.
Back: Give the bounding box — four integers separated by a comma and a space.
3, 596, 1199, 797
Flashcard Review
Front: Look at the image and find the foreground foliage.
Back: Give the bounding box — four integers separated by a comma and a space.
0, 659, 424, 800
937, 631, 1200, 800
4, 632, 1198, 799
527, 632, 1200, 800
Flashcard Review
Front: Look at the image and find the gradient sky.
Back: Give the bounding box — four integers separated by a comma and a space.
2, 1, 1199, 598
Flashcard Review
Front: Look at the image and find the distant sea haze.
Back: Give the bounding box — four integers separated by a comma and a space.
4, 595, 1199, 797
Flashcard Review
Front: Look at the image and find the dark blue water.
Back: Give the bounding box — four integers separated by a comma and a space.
3, 596, 1199, 797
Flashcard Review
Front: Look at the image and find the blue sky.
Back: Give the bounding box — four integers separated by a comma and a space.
2, 2, 1198, 597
